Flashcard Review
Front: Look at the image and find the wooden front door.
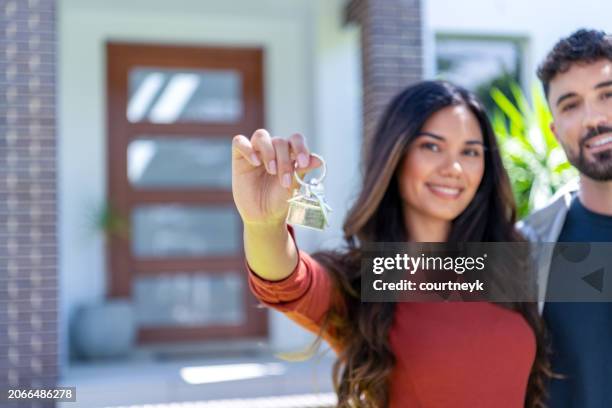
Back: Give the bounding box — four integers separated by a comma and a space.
106, 42, 266, 343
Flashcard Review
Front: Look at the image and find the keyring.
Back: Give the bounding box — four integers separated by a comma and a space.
293, 153, 326, 187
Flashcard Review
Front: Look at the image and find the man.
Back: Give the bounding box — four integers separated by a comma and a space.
519, 29, 612, 407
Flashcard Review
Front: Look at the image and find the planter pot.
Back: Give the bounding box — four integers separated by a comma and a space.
72, 299, 135, 360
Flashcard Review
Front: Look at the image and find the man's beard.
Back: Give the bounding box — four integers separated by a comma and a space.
564, 126, 612, 181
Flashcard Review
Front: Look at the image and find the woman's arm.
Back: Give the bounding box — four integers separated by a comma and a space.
246, 225, 340, 351
233, 130, 340, 347
243, 220, 298, 281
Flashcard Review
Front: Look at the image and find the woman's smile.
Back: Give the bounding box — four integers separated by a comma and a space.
425, 182, 465, 199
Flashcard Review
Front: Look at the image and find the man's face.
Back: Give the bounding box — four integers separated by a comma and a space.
548, 59, 612, 181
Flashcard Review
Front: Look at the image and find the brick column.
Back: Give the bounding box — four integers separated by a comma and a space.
0, 0, 58, 406
346, 0, 424, 156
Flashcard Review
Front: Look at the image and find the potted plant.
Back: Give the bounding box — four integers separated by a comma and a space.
71, 202, 136, 360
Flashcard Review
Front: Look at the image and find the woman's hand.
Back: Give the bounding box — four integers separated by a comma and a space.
232, 129, 322, 227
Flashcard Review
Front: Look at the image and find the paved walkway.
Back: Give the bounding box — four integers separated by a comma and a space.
59, 352, 336, 408
105, 393, 336, 408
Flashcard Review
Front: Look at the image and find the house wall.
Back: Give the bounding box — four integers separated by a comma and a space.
58, 0, 361, 372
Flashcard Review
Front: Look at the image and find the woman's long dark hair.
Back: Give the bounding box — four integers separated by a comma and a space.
311, 81, 552, 407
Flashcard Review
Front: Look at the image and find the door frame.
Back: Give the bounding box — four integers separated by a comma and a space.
106, 42, 267, 343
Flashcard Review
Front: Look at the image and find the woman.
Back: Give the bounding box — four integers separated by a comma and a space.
231, 81, 550, 407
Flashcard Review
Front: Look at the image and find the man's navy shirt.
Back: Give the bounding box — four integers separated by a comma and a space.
543, 197, 612, 407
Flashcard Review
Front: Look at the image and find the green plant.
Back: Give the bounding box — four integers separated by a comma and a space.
86, 201, 129, 239
490, 82, 578, 219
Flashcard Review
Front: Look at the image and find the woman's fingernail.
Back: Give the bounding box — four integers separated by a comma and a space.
297, 153, 309, 168
250, 153, 261, 166
268, 160, 277, 175
282, 173, 292, 188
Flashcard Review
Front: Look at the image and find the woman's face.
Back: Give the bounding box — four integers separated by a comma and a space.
398, 104, 486, 222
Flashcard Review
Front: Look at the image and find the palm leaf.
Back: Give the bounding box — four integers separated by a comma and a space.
490, 82, 576, 219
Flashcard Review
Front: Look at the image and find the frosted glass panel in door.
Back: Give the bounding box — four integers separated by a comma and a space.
131, 205, 239, 257
134, 272, 244, 327
127, 136, 232, 189
127, 68, 242, 123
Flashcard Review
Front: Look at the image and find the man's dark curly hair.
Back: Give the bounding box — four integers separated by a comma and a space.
537, 29, 612, 98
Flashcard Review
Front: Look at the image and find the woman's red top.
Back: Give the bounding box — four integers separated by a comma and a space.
247, 229, 535, 408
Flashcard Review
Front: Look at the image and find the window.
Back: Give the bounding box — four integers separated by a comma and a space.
435, 35, 524, 113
